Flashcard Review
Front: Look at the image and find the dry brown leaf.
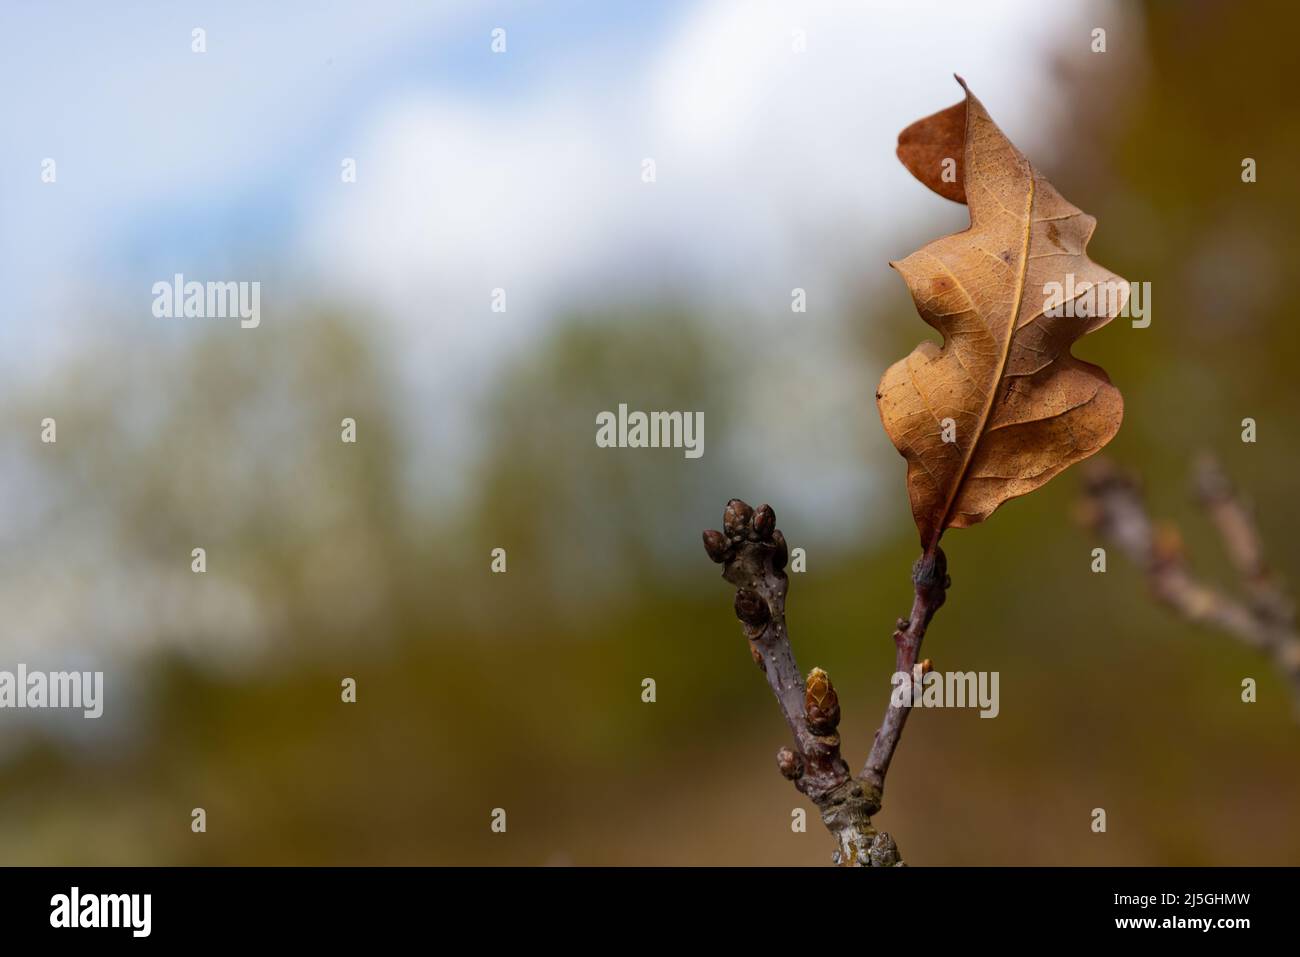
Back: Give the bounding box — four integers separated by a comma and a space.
878, 76, 1128, 549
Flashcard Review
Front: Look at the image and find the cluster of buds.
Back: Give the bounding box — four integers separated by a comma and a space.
702, 498, 788, 572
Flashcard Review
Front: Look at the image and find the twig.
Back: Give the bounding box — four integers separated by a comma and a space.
1078, 456, 1300, 713
862, 546, 948, 794
703, 499, 949, 865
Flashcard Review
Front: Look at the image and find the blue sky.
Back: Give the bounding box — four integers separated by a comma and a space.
0, 1, 683, 358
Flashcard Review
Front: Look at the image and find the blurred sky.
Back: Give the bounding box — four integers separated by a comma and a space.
1, 1, 1127, 472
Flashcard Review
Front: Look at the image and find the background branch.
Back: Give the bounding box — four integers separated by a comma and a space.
704, 499, 948, 865
1078, 456, 1300, 714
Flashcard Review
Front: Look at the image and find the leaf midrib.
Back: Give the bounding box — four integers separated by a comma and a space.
931, 169, 1036, 546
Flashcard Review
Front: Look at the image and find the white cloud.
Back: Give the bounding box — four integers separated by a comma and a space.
301, 0, 1126, 523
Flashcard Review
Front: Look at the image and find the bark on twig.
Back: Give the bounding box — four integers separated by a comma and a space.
1078, 456, 1300, 714
863, 546, 948, 794
703, 499, 949, 865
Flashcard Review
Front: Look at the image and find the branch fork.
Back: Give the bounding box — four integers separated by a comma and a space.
704, 499, 950, 865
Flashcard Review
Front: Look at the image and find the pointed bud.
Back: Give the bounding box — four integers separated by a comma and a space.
776, 746, 804, 781
753, 504, 775, 540
734, 588, 770, 628
920, 658, 933, 675
723, 499, 753, 539
805, 667, 840, 734
702, 529, 730, 563
771, 529, 789, 571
